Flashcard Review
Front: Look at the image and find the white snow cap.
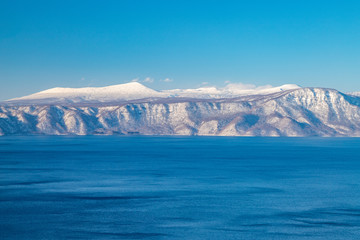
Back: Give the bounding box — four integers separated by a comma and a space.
8, 81, 301, 103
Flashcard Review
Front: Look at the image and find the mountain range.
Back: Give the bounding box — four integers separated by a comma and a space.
1, 82, 360, 137
7, 82, 301, 104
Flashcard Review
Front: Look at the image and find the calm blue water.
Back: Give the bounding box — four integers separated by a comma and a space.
1, 136, 360, 239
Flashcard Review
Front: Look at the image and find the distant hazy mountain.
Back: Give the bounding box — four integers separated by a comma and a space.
348, 92, 360, 97
7, 82, 167, 104
6, 82, 300, 105
1, 83, 360, 136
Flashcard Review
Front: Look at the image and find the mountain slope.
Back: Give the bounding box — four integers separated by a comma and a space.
1, 87, 360, 136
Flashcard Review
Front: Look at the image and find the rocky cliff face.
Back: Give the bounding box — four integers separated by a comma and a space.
1, 88, 360, 136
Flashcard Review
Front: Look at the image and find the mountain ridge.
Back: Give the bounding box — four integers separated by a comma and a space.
1, 86, 360, 137
5, 82, 301, 105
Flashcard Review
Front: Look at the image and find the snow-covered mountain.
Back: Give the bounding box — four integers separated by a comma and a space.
7, 82, 167, 104
1, 83, 360, 136
166, 84, 300, 99
6, 82, 300, 105
348, 92, 360, 97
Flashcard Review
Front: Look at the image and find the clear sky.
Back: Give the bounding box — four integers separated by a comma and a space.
1, 0, 360, 100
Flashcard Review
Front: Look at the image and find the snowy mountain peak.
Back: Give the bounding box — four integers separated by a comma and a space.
38, 81, 151, 94
8, 82, 165, 104
278, 84, 301, 91
6, 81, 301, 105
27, 82, 157, 95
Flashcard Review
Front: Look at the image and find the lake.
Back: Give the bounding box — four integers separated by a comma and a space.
1, 136, 360, 239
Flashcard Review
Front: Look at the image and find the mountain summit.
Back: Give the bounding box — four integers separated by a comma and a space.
7, 82, 166, 104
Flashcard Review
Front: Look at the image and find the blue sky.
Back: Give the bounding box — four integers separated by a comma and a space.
1, 0, 360, 100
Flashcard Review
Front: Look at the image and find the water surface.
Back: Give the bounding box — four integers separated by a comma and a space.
1, 136, 360, 239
